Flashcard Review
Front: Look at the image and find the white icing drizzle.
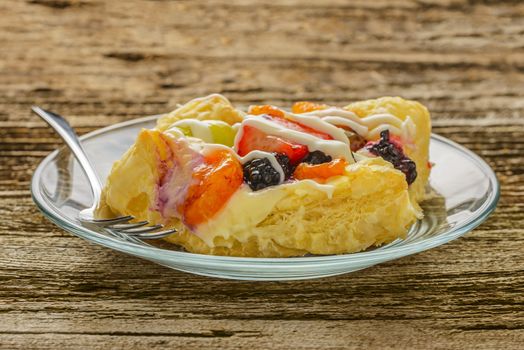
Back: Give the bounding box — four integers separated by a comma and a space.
233, 117, 354, 163
302, 108, 417, 142
321, 116, 369, 136
172, 119, 213, 142
302, 108, 358, 120
232, 122, 241, 132
283, 113, 350, 145
200, 143, 233, 155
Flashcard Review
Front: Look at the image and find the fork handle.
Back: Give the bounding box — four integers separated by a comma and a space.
31, 106, 102, 204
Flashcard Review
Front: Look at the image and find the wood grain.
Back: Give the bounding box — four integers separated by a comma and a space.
1, 0, 523, 349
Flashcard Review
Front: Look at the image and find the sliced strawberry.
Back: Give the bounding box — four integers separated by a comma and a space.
237, 125, 308, 165
389, 134, 404, 149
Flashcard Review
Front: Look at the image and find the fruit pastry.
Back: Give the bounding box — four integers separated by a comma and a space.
96, 94, 431, 257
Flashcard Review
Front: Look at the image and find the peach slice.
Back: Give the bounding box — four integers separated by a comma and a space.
248, 104, 285, 118
180, 150, 243, 227
293, 159, 348, 182
292, 101, 328, 114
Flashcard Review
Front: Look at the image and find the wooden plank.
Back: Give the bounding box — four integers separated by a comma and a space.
1, 319, 523, 350
1, 0, 523, 348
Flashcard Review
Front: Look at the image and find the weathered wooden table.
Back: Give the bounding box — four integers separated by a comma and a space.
1, 1, 523, 349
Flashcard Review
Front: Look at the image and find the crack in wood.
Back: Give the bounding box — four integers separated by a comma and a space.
26, 0, 91, 9
0, 330, 249, 338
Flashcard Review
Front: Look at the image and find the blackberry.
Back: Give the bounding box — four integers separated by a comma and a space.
243, 158, 281, 191
367, 130, 417, 185
302, 150, 332, 165
397, 158, 417, 185
273, 153, 293, 180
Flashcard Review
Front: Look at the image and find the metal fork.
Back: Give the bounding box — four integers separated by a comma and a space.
32, 106, 176, 239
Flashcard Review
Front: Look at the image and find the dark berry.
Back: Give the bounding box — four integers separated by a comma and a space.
397, 158, 417, 185
367, 130, 402, 162
302, 150, 332, 165
273, 153, 293, 180
243, 158, 281, 191
366, 130, 417, 185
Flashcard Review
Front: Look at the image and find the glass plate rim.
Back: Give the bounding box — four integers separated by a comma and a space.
31, 115, 500, 265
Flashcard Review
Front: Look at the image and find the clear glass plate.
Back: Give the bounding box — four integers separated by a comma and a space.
31, 116, 500, 281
